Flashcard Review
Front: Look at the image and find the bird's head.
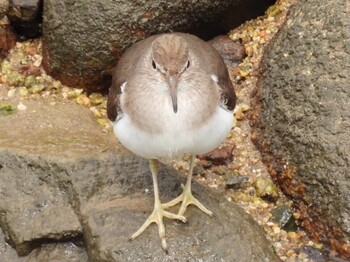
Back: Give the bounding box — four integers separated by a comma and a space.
150, 34, 191, 113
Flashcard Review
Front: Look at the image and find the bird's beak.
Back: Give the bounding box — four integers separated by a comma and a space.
167, 76, 178, 113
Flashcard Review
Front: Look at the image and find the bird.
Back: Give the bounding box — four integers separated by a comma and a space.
107, 32, 236, 251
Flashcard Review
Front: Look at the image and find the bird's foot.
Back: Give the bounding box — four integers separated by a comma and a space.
163, 184, 213, 217
130, 203, 187, 252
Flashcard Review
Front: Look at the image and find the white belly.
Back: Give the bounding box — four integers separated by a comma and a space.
113, 106, 234, 160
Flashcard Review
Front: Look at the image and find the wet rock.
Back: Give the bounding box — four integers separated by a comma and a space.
0, 99, 281, 261
0, 17, 17, 58
42, 0, 274, 92
7, 0, 42, 38
270, 206, 298, 232
208, 35, 246, 68
199, 145, 235, 165
226, 172, 249, 189
250, 0, 350, 258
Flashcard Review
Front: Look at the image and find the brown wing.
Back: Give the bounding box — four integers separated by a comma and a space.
107, 74, 123, 122
107, 35, 160, 122
217, 66, 237, 111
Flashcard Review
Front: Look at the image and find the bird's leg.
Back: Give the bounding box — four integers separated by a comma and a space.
163, 155, 212, 217
130, 159, 187, 251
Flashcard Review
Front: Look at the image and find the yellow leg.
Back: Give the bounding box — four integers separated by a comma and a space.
130, 159, 187, 251
163, 155, 212, 216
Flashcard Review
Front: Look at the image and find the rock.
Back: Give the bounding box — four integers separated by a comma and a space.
0, 98, 281, 261
226, 172, 249, 189
199, 145, 235, 165
0, 228, 88, 261
270, 206, 298, 232
0, 155, 83, 255
250, 0, 350, 258
0, 17, 17, 58
253, 178, 279, 202
42, 0, 274, 92
7, 0, 42, 38
298, 246, 325, 262
0, 0, 9, 19
208, 35, 246, 68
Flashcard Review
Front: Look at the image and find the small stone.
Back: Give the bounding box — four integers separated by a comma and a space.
266, 3, 282, 18
52, 80, 61, 89
211, 166, 228, 176
67, 89, 83, 99
33, 55, 42, 67
1, 60, 12, 74
287, 231, 299, 240
7, 88, 16, 98
24, 75, 36, 87
234, 103, 251, 121
193, 164, 205, 176
252, 196, 264, 204
17, 102, 27, 111
76, 94, 90, 106
97, 118, 108, 127
89, 93, 105, 106
225, 172, 249, 189
28, 84, 45, 94
253, 177, 279, 202
198, 145, 234, 165
285, 249, 295, 258
270, 205, 298, 232
299, 245, 325, 261
20, 86, 28, 96
7, 71, 25, 86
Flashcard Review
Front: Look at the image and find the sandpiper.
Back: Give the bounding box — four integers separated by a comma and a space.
107, 32, 236, 251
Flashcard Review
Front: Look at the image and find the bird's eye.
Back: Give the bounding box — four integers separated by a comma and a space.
186, 60, 190, 69
152, 60, 157, 70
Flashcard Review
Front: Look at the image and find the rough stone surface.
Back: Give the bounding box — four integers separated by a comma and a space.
42, 0, 273, 92
0, 162, 82, 255
250, 0, 350, 258
208, 35, 246, 68
0, 228, 88, 261
0, 98, 280, 261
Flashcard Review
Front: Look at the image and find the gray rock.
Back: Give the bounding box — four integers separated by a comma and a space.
0, 228, 88, 261
0, 0, 9, 19
0, 99, 280, 261
0, 162, 82, 255
250, 0, 350, 258
42, 0, 273, 92
270, 206, 297, 232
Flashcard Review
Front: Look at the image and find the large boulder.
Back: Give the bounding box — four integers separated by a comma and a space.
42, 0, 273, 92
250, 0, 350, 259
0, 98, 280, 261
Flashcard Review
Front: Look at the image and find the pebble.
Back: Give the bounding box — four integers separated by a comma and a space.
17, 102, 27, 111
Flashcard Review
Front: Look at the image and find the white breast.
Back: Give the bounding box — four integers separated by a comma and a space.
113, 105, 234, 160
